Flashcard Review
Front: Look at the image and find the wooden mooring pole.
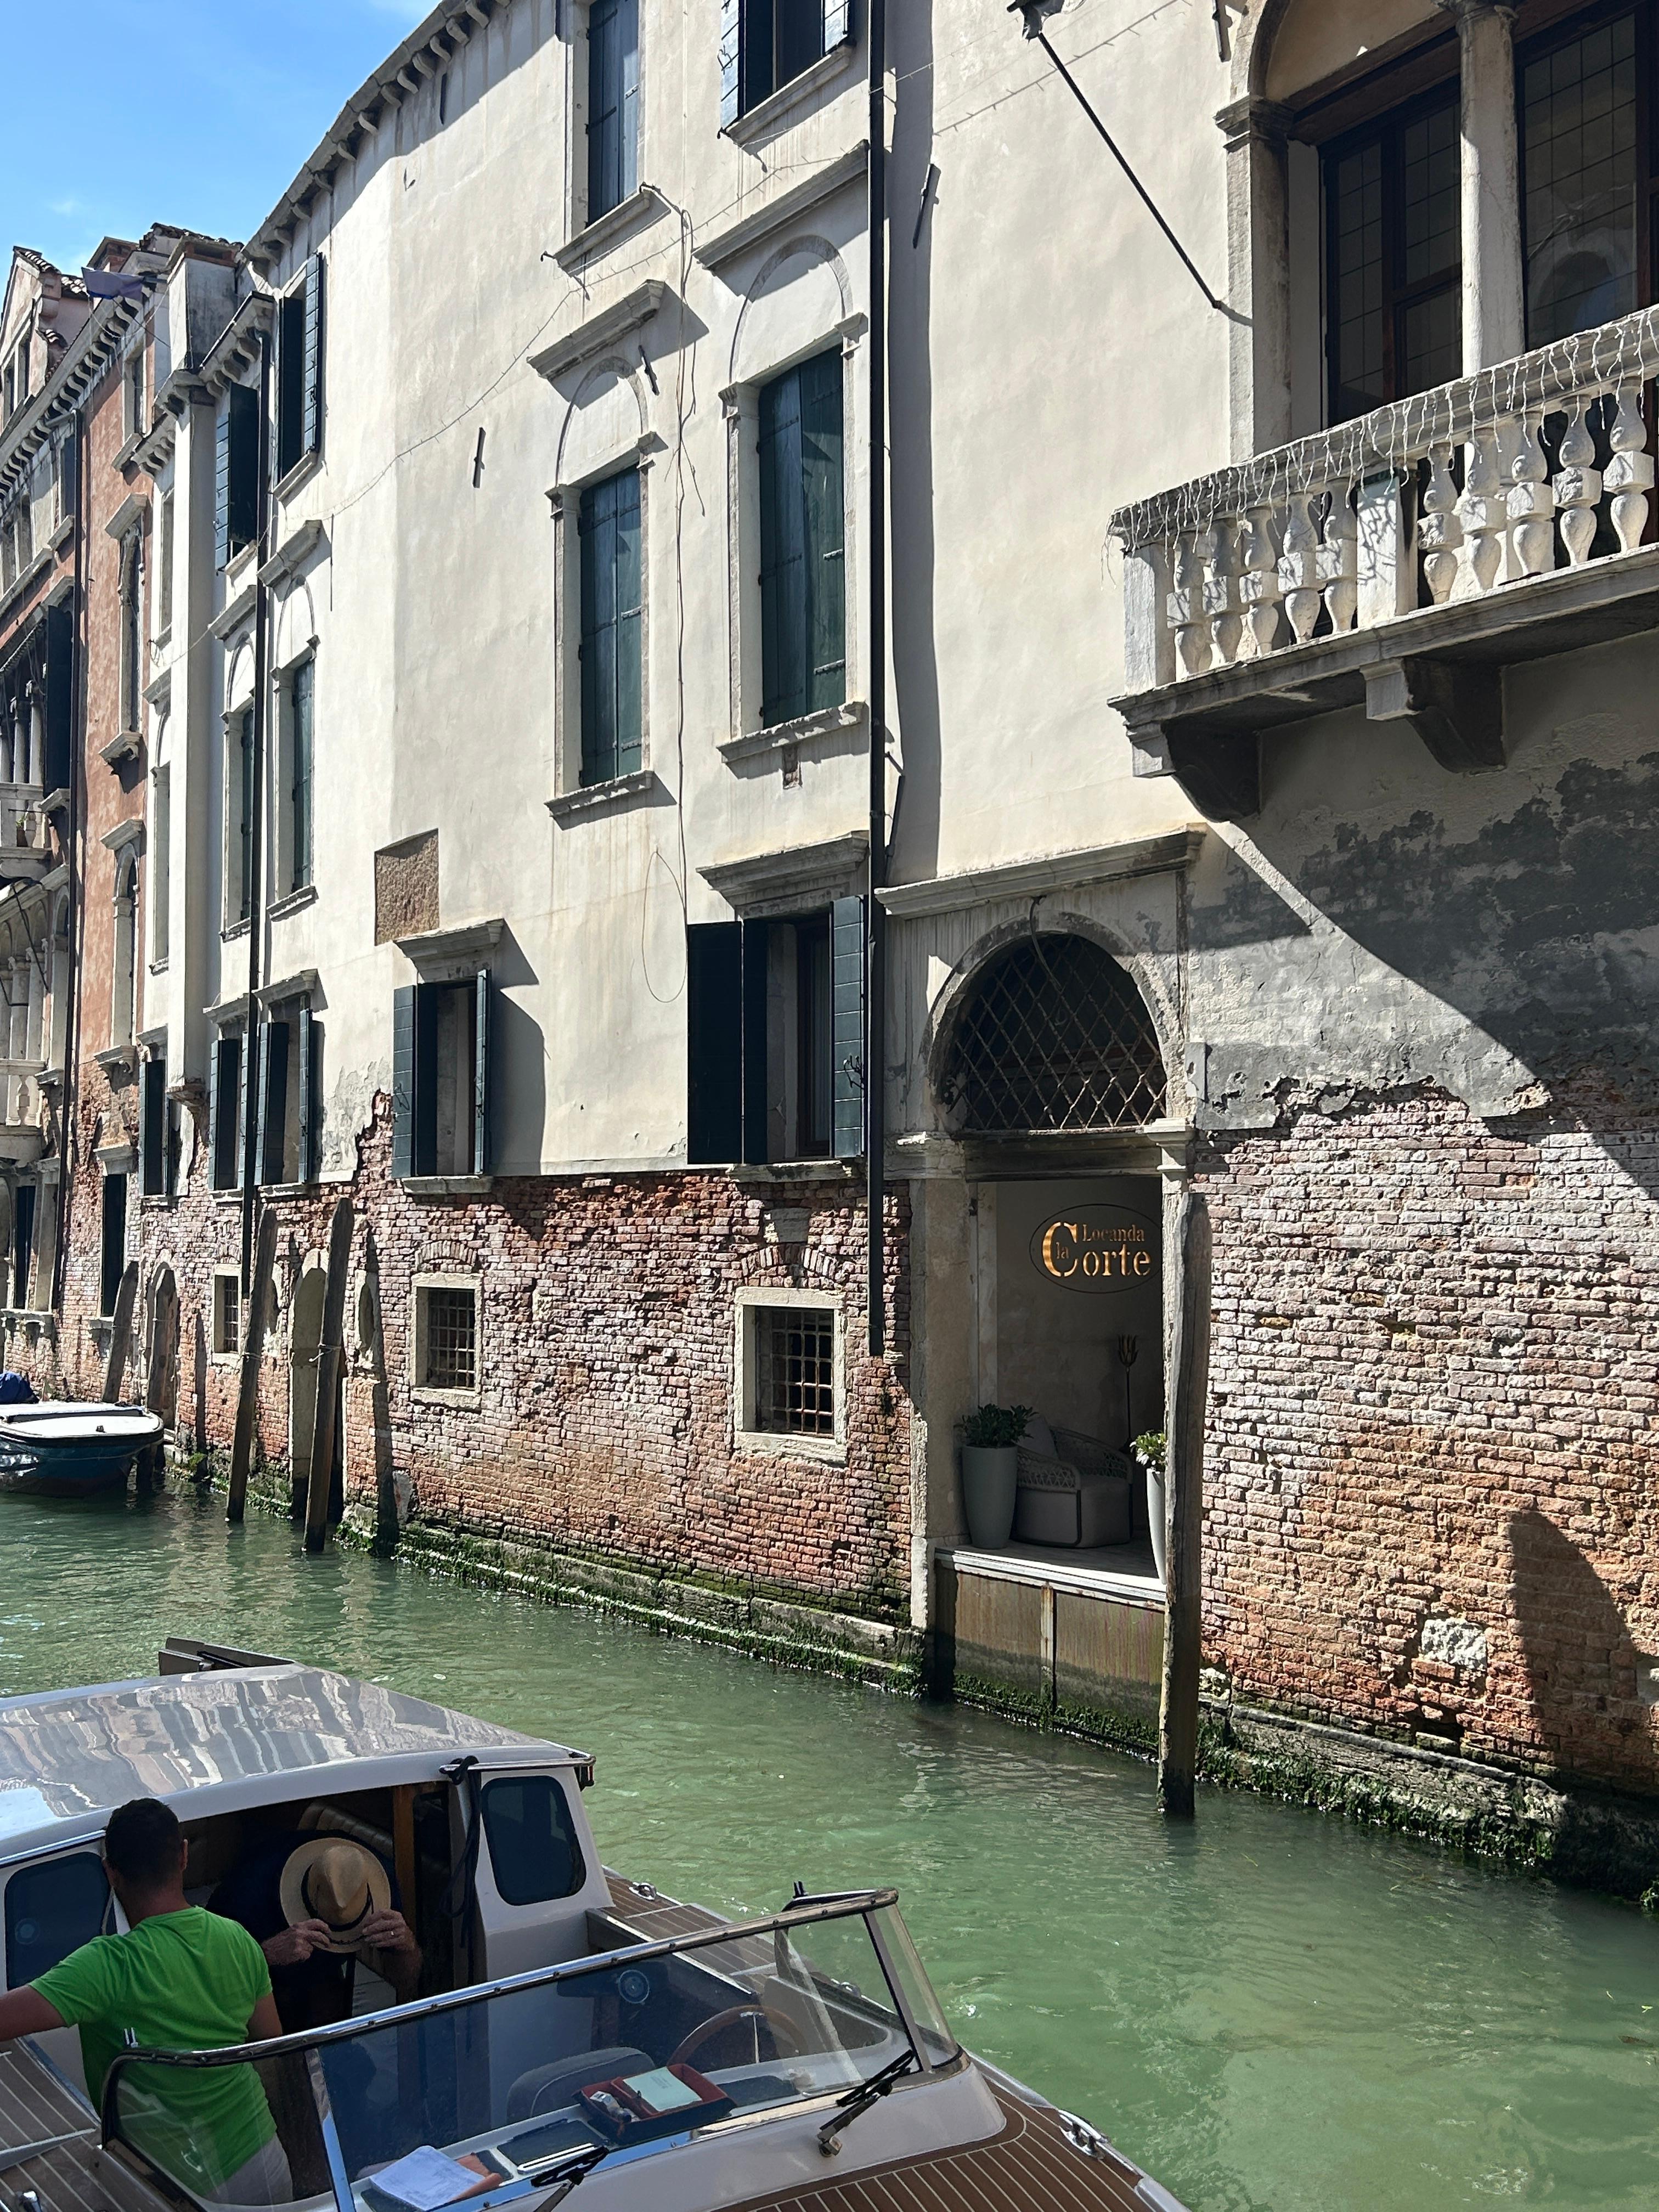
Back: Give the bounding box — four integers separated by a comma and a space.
305, 1198, 354, 1555
1158, 1187, 1212, 1819
227, 1210, 278, 1525
102, 1262, 139, 1404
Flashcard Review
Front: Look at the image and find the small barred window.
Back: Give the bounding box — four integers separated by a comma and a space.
756, 1305, 836, 1436
421, 1285, 477, 1393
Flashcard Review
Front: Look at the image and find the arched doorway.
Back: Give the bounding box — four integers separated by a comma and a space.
936, 932, 1171, 1568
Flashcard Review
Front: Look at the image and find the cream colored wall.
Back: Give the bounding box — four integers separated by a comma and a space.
1263, 0, 1442, 103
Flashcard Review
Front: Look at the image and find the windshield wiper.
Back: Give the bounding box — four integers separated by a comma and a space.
816, 2051, 918, 2158
523, 2142, 611, 2200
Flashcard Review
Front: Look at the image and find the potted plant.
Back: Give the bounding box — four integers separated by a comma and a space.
1132, 1431, 1167, 1579
960, 1403, 1032, 1549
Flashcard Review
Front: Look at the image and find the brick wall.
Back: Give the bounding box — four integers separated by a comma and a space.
1199, 1082, 1659, 1797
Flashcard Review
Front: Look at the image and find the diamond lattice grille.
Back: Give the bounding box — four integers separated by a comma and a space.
944, 935, 1166, 1135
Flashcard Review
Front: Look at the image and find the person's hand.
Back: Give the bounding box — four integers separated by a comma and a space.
263, 1920, 335, 1968
361, 1909, 416, 1955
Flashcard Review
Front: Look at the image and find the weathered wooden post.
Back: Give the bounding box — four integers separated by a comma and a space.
102, 1261, 139, 1403
1158, 1186, 1211, 1819
227, 1210, 278, 1525
305, 1198, 354, 1555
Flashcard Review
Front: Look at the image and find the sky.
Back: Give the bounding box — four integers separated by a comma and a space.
0, 2, 433, 275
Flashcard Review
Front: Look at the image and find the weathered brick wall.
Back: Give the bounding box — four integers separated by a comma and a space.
1199, 1082, 1659, 1798
151, 1098, 913, 1618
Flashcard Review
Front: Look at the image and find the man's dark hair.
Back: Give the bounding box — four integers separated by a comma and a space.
103, 1798, 183, 1889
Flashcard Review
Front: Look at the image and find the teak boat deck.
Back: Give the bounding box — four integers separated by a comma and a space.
0, 2043, 167, 2212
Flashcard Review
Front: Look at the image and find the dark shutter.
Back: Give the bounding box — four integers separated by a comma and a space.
718, 0, 742, 126
298, 1005, 319, 1183
227, 383, 258, 554
831, 894, 866, 1160
578, 469, 642, 786
236, 1024, 252, 1188
140, 1055, 166, 1197
823, 0, 850, 48
392, 985, 415, 1179
686, 921, 742, 1164
213, 398, 232, 569
43, 603, 72, 793
414, 984, 438, 1177
14, 1186, 36, 1311
212, 1035, 241, 1189
759, 366, 805, 727
301, 256, 325, 460
799, 352, 847, 713
473, 968, 492, 1176
588, 0, 640, 221
759, 353, 845, 729
259, 1018, 290, 1185
98, 1180, 124, 1318
742, 917, 770, 1166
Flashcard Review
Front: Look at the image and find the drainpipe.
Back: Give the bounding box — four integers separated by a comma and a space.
866, 0, 888, 1360
239, 329, 273, 1292
49, 392, 88, 1321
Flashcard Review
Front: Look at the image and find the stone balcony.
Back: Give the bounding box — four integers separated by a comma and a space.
0, 784, 52, 883
1110, 307, 1659, 819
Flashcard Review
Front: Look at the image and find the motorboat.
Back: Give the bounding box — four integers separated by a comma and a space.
0, 1401, 164, 1493
0, 1639, 1187, 2212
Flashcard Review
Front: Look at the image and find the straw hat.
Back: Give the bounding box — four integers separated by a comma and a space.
278, 1837, 392, 1954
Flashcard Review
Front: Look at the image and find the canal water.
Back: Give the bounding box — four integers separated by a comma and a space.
0, 1486, 1650, 2211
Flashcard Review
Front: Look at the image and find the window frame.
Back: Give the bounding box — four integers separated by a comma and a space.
721, 0, 851, 126
119, 527, 144, 735
586, 0, 641, 225
576, 465, 644, 788
284, 652, 315, 895
411, 1272, 482, 1409
211, 1267, 242, 1361
98, 1172, 128, 1319
224, 703, 256, 929
732, 1286, 845, 1462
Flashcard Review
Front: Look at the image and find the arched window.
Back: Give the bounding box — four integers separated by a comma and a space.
112, 854, 138, 1048
941, 934, 1165, 1136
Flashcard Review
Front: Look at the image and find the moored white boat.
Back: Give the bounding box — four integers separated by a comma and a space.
0, 1402, 164, 1494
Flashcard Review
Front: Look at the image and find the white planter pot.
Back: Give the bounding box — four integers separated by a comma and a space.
1145, 1467, 1167, 1580
961, 1444, 1019, 1549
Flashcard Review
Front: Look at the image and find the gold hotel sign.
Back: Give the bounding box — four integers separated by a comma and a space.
1029, 1205, 1157, 1296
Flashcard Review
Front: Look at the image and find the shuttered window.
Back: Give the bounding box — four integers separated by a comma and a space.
234, 707, 255, 922
99, 1176, 126, 1318
140, 1053, 167, 1198
213, 383, 258, 569
290, 657, 314, 891
275, 258, 325, 481
759, 351, 845, 729
210, 1033, 243, 1190
588, 0, 640, 222
578, 467, 643, 786
721, 0, 850, 125
392, 975, 492, 1180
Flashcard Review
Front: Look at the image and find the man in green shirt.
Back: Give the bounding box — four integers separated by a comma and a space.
0, 1798, 289, 2205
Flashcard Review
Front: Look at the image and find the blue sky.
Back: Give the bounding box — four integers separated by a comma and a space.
1, 2, 432, 274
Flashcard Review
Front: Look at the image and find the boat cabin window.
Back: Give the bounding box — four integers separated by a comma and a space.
4, 1852, 109, 1986
480, 1776, 584, 1906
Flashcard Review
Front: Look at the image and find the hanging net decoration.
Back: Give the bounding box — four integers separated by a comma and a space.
941, 935, 1166, 1135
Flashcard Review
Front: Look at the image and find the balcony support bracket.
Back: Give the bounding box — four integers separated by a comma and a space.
1129, 718, 1261, 822
1364, 657, 1506, 775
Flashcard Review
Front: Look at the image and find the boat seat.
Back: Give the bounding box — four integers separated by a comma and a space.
506, 2046, 654, 2121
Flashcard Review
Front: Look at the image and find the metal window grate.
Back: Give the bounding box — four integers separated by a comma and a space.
757, 1307, 835, 1436
943, 934, 1165, 1135
423, 1286, 477, 1392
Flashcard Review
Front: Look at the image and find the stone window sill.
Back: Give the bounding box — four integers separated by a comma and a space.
93, 1046, 137, 1076
411, 1385, 483, 1412
274, 449, 323, 504
262, 1180, 320, 1200
100, 731, 143, 771
720, 699, 867, 764
732, 1426, 846, 1466
404, 1176, 494, 1200
724, 42, 857, 146
269, 883, 318, 921
547, 768, 659, 822
222, 917, 250, 943
554, 185, 668, 274
732, 1159, 857, 1183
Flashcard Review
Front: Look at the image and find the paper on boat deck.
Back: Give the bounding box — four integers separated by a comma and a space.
620, 2068, 701, 2114
365, 2147, 495, 2210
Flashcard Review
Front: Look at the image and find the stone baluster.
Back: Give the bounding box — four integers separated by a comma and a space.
1457, 423, 1506, 595
1317, 484, 1358, 634
1277, 490, 1323, 643
1506, 410, 1556, 578
1169, 529, 1212, 678
1237, 500, 1283, 659
1203, 518, 1243, 669
1604, 382, 1654, 554
1418, 443, 1464, 604
1553, 398, 1601, 568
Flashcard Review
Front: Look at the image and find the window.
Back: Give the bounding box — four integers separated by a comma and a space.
1522, 9, 1649, 346
211, 1030, 244, 1189
258, 1003, 320, 1187
720, 0, 850, 124
686, 901, 864, 1166
212, 1269, 241, 1357
119, 531, 144, 733
157, 492, 174, 635
942, 934, 1166, 1135
111, 853, 138, 1048
289, 657, 314, 890
578, 468, 642, 786
213, 383, 258, 568
480, 1776, 584, 1905
12, 1185, 35, 1313
759, 351, 845, 728
4, 1855, 109, 1988
140, 1052, 167, 1198
413, 1278, 478, 1397
54, 432, 77, 529
126, 350, 145, 441
733, 1292, 843, 1453
230, 707, 255, 924
150, 758, 170, 967
1325, 87, 1460, 422
274, 258, 325, 482
588, 0, 639, 222
13, 488, 31, 573
99, 1173, 128, 1317
392, 976, 493, 1179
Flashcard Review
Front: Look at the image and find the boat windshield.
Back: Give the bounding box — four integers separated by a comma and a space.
100, 1892, 958, 2211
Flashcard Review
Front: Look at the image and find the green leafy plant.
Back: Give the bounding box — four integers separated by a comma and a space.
963, 1403, 1034, 1449
1132, 1430, 1166, 1474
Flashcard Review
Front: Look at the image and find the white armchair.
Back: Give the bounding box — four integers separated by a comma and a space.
1014, 1424, 1134, 1548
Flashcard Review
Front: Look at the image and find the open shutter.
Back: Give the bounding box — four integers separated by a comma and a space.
473, 969, 492, 1176
686, 922, 742, 1164
301, 257, 325, 460
799, 352, 847, 713
140, 1056, 166, 1196
823, 0, 850, 49
741, 918, 770, 1166
227, 383, 258, 552
43, 603, 71, 793
298, 1006, 318, 1183
758, 368, 806, 726
718, 0, 742, 127
211, 1035, 240, 1188
619, 0, 640, 202
236, 1027, 252, 1189
213, 399, 232, 569
831, 895, 866, 1160
259, 1019, 290, 1185
392, 986, 415, 1179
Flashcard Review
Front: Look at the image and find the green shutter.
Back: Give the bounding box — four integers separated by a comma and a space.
687, 922, 742, 1164
799, 351, 846, 713
831, 895, 866, 1160
742, 918, 770, 1166
298, 1005, 319, 1183
212, 1035, 241, 1189
578, 467, 642, 785
214, 399, 232, 569
391, 987, 415, 1179
301, 256, 325, 460
259, 1019, 290, 1184
473, 968, 492, 1176
227, 383, 258, 553
760, 352, 845, 728
588, 0, 639, 219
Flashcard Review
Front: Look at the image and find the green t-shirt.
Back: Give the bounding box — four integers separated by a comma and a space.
35, 1907, 276, 2190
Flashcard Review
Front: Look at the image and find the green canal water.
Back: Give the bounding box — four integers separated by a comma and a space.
0, 1486, 1651, 2211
